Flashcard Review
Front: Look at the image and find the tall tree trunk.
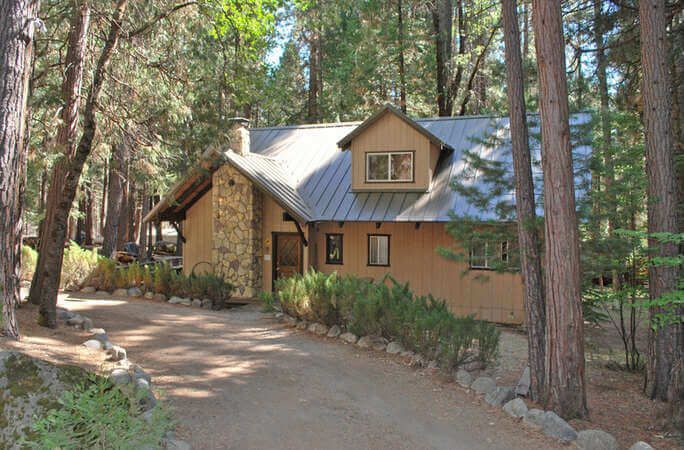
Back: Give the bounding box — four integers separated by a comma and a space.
431, 0, 453, 116
397, 0, 407, 113
100, 155, 108, 235
0, 0, 40, 338
29, 0, 128, 328
639, 0, 682, 408
533, 0, 587, 419
103, 143, 127, 258
127, 177, 137, 243
139, 191, 149, 260
84, 184, 94, 246
306, 30, 321, 123
29, 4, 90, 310
501, 0, 546, 403
522, 0, 530, 61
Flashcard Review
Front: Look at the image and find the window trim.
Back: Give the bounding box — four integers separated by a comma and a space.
470, 240, 509, 270
367, 234, 391, 267
325, 233, 344, 265
365, 151, 415, 183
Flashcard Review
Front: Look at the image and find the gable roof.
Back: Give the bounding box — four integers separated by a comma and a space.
336, 104, 454, 152
145, 111, 591, 225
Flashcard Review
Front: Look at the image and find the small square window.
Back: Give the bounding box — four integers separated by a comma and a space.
325, 234, 343, 265
368, 234, 390, 266
366, 152, 413, 182
470, 240, 509, 270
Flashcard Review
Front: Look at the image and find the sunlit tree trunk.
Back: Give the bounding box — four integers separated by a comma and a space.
533, 0, 587, 419
501, 0, 546, 403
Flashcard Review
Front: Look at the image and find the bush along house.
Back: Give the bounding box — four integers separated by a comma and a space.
143, 104, 590, 324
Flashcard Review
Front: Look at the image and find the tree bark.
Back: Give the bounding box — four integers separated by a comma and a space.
139, 191, 150, 260
29, 4, 90, 310
306, 26, 321, 123
431, 0, 453, 116
0, 0, 40, 338
103, 143, 127, 258
84, 184, 94, 246
397, 0, 407, 113
100, 155, 108, 235
533, 0, 587, 419
501, 0, 546, 403
639, 0, 682, 407
29, 0, 128, 328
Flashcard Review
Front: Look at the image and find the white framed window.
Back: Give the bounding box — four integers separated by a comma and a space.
366, 152, 414, 182
470, 240, 509, 269
368, 234, 390, 266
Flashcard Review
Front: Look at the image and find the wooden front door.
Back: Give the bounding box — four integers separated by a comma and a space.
273, 233, 302, 288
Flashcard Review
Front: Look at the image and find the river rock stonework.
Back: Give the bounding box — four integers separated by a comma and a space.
212, 164, 263, 298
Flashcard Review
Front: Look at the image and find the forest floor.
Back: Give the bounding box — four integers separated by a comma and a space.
1, 292, 680, 449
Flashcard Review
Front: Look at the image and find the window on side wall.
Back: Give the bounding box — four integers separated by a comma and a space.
325, 233, 343, 265
368, 234, 390, 266
366, 152, 413, 182
470, 240, 509, 270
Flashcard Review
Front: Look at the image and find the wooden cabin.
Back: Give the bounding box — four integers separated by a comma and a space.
144, 105, 588, 324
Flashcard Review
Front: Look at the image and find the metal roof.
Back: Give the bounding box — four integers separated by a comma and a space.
145, 112, 591, 225
243, 113, 591, 223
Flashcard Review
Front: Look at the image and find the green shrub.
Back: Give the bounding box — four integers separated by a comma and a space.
26, 375, 172, 449
258, 290, 278, 312
21, 245, 37, 281
274, 270, 501, 370
60, 242, 102, 289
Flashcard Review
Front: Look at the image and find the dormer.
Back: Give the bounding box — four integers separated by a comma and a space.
337, 105, 453, 192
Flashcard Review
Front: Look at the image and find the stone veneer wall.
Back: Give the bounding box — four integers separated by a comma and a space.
212, 164, 263, 297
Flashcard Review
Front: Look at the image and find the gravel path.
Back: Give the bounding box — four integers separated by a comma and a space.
58, 294, 559, 450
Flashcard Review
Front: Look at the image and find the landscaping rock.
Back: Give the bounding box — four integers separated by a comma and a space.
132, 365, 151, 384
90, 328, 106, 336
455, 369, 473, 388
308, 322, 329, 335
201, 298, 212, 309
109, 368, 131, 385
107, 345, 127, 362
296, 320, 309, 330
274, 312, 284, 319
95, 290, 110, 297
502, 398, 528, 418
485, 386, 515, 407
541, 411, 577, 441
80, 286, 96, 294
154, 293, 167, 302
471, 376, 497, 394
57, 308, 75, 321
386, 341, 405, 354
81, 317, 93, 332
127, 287, 143, 297
327, 325, 342, 338
576, 430, 618, 450
463, 360, 486, 372
522, 408, 545, 430
82, 339, 103, 350
339, 332, 358, 344
113, 288, 128, 297
134, 378, 156, 411
66, 315, 84, 327
168, 296, 184, 305
166, 439, 193, 450
192, 299, 202, 308
144, 291, 155, 300
102, 340, 114, 351
515, 366, 531, 397
180, 298, 192, 306
627, 442, 654, 450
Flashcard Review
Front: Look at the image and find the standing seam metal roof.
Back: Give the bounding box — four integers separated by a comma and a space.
236, 114, 591, 223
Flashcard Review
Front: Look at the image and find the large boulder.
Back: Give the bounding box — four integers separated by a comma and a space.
502, 398, 528, 418
82, 339, 103, 350
113, 288, 128, 297
627, 442, 654, 450
154, 293, 167, 302
296, 320, 309, 330
522, 408, 545, 430
471, 376, 497, 394
168, 296, 184, 305
80, 286, 96, 294
308, 323, 329, 336
454, 369, 473, 388
109, 368, 131, 385
357, 336, 386, 351
541, 411, 577, 441
576, 430, 618, 450
515, 366, 530, 397
386, 341, 405, 355
144, 291, 155, 300
134, 378, 156, 411
327, 325, 342, 338
57, 308, 75, 321
127, 287, 143, 298
339, 332, 358, 344
485, 386, 515, 407
0, 351, 88, 449
192, 299, 202, 308
66, 315, 84, 327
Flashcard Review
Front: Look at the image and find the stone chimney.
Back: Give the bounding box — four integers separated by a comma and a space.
228, 117, 250, 155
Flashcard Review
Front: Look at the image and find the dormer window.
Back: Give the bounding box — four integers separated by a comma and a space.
366, 152, 414, 182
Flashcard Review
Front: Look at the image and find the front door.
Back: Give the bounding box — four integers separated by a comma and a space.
273, 233, 302, 288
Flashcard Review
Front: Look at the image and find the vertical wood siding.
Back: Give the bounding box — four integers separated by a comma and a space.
351, 113, 433, 192
182, 190, 213, 275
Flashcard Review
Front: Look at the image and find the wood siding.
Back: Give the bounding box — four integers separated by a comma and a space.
313, 221, 525, 324
261, 195, 310, 290
182, 190, 213, 275
351, 112, 434, 192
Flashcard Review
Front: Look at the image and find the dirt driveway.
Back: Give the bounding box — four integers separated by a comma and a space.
56, 294, 558, 450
